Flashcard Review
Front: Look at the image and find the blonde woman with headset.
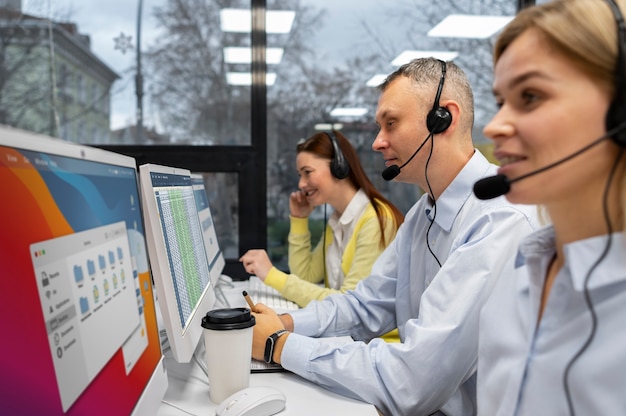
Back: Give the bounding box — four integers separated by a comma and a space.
475, 0, 626, 414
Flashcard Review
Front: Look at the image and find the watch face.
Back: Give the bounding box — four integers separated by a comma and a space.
264, 336, 274, 363
264, 330, 287, 364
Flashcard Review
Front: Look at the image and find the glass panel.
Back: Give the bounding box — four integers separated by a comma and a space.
7, 0, 520, 269
13, 0, 252, 145
265, 0, 516, 263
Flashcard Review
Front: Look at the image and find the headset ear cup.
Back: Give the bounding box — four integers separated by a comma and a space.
331, 157, 350, 179
427, 60, 452, 135
605, 0, 626, 147
427, 107, 452, 134
606, 100, 626, 147
326, 131, 350, 179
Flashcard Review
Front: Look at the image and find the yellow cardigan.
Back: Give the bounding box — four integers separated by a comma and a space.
264, 200, 400, 342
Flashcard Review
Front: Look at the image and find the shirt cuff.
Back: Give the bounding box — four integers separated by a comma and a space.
281, 333, 316, 374
264, 267, 288, 292
288, 307, 321, 336
281, 333, 354, 375
289, 216, 309, 234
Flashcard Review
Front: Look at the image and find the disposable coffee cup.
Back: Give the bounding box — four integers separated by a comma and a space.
201, 307, 256, 403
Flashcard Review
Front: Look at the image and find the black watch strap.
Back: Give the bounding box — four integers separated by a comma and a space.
264, 329, 288, 364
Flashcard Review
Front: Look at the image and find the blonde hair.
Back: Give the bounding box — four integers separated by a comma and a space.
495, 0, 618, 87
495, 0, 626, 230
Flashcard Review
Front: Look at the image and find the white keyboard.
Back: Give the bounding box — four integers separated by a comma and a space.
250, 358, 283, 373
247, 276, 299, 311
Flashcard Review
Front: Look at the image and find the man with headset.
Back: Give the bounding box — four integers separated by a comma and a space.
249, 57, 538, 416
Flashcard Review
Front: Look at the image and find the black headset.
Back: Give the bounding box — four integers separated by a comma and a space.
605, 0, 626, 147
425, 59, 453, 135
324, 131, 350, 179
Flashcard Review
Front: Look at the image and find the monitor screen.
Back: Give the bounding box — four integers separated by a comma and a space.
191, 173, 225, 287
0, 125, 167, 415
139, 164, 216, 363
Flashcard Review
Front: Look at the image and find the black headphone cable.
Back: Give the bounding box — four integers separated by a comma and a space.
562, 147, 624, 416
424, 132, 442, 268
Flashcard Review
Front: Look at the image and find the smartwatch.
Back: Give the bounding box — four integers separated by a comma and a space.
264, 329, 288, 364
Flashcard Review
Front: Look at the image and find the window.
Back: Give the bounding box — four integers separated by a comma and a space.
3, 0, 529, 278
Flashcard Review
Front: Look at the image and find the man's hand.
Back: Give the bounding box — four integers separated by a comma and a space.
251, 303, 290, 363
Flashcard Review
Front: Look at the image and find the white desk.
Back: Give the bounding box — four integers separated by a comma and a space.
158, 354, 378, 415
157, 280, 378, 416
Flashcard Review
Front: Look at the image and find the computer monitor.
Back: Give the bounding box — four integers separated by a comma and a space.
191, 173, 226, 287
0, 125, 168, 415
139, 164, 217, 364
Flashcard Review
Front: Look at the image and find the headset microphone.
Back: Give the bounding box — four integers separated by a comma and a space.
382, 135, 431, 181
381, 164, 402, 181
472, 174, 511, 200
473, 122, 626, 200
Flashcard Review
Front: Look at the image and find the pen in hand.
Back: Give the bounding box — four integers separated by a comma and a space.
242, 290, 257, 312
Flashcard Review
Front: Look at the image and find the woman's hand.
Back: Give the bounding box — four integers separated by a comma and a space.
239, 249, 273, 281
289, 190, 313, 218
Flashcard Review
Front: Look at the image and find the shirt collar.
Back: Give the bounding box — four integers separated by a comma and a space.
329, 188, 369, 228
565, 232, 626, 290
424, 150, 494, 232
515, 226, 626, 290
515, 225, 555, 268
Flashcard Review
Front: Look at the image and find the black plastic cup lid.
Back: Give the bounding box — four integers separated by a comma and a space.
201, 307, 256, 330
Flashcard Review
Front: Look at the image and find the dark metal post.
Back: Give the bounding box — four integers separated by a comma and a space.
136, 0, 144, 143
517, 0, 535, 12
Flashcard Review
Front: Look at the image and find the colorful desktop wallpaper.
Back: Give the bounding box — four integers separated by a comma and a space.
0, 145, 162, 415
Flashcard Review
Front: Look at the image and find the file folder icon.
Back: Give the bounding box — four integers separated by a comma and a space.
98, 255, 106, 272
79, 297, 89, 314
87, 259, 96, 276
73, 265, 84, 284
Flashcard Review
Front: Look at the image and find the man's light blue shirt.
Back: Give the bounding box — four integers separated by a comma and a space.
478, 226, 626, 415
280, 150, 538, 416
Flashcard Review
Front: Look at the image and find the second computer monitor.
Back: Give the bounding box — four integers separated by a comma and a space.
139, 164, 216, 363
191, 173, 225, 287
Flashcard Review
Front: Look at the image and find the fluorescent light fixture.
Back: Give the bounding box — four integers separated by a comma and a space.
314, 123, 344, 131
391, 50, 459, 66
330, 108, 368, 117
220, 9, 295, 34
267, 11, 296, 34
224, 47, 284, 64
428, 14, 513, 39
366, 74, 387, 87
226, 72, 277, 86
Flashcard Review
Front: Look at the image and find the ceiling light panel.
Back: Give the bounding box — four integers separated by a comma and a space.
428, 14, 513, 39
226, 72, 277, 86
224, 47, 284, 64
329, 108, 368, 117
391, 50, 459, 66
220, 9, 295, 34
366, 74, 387, 87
